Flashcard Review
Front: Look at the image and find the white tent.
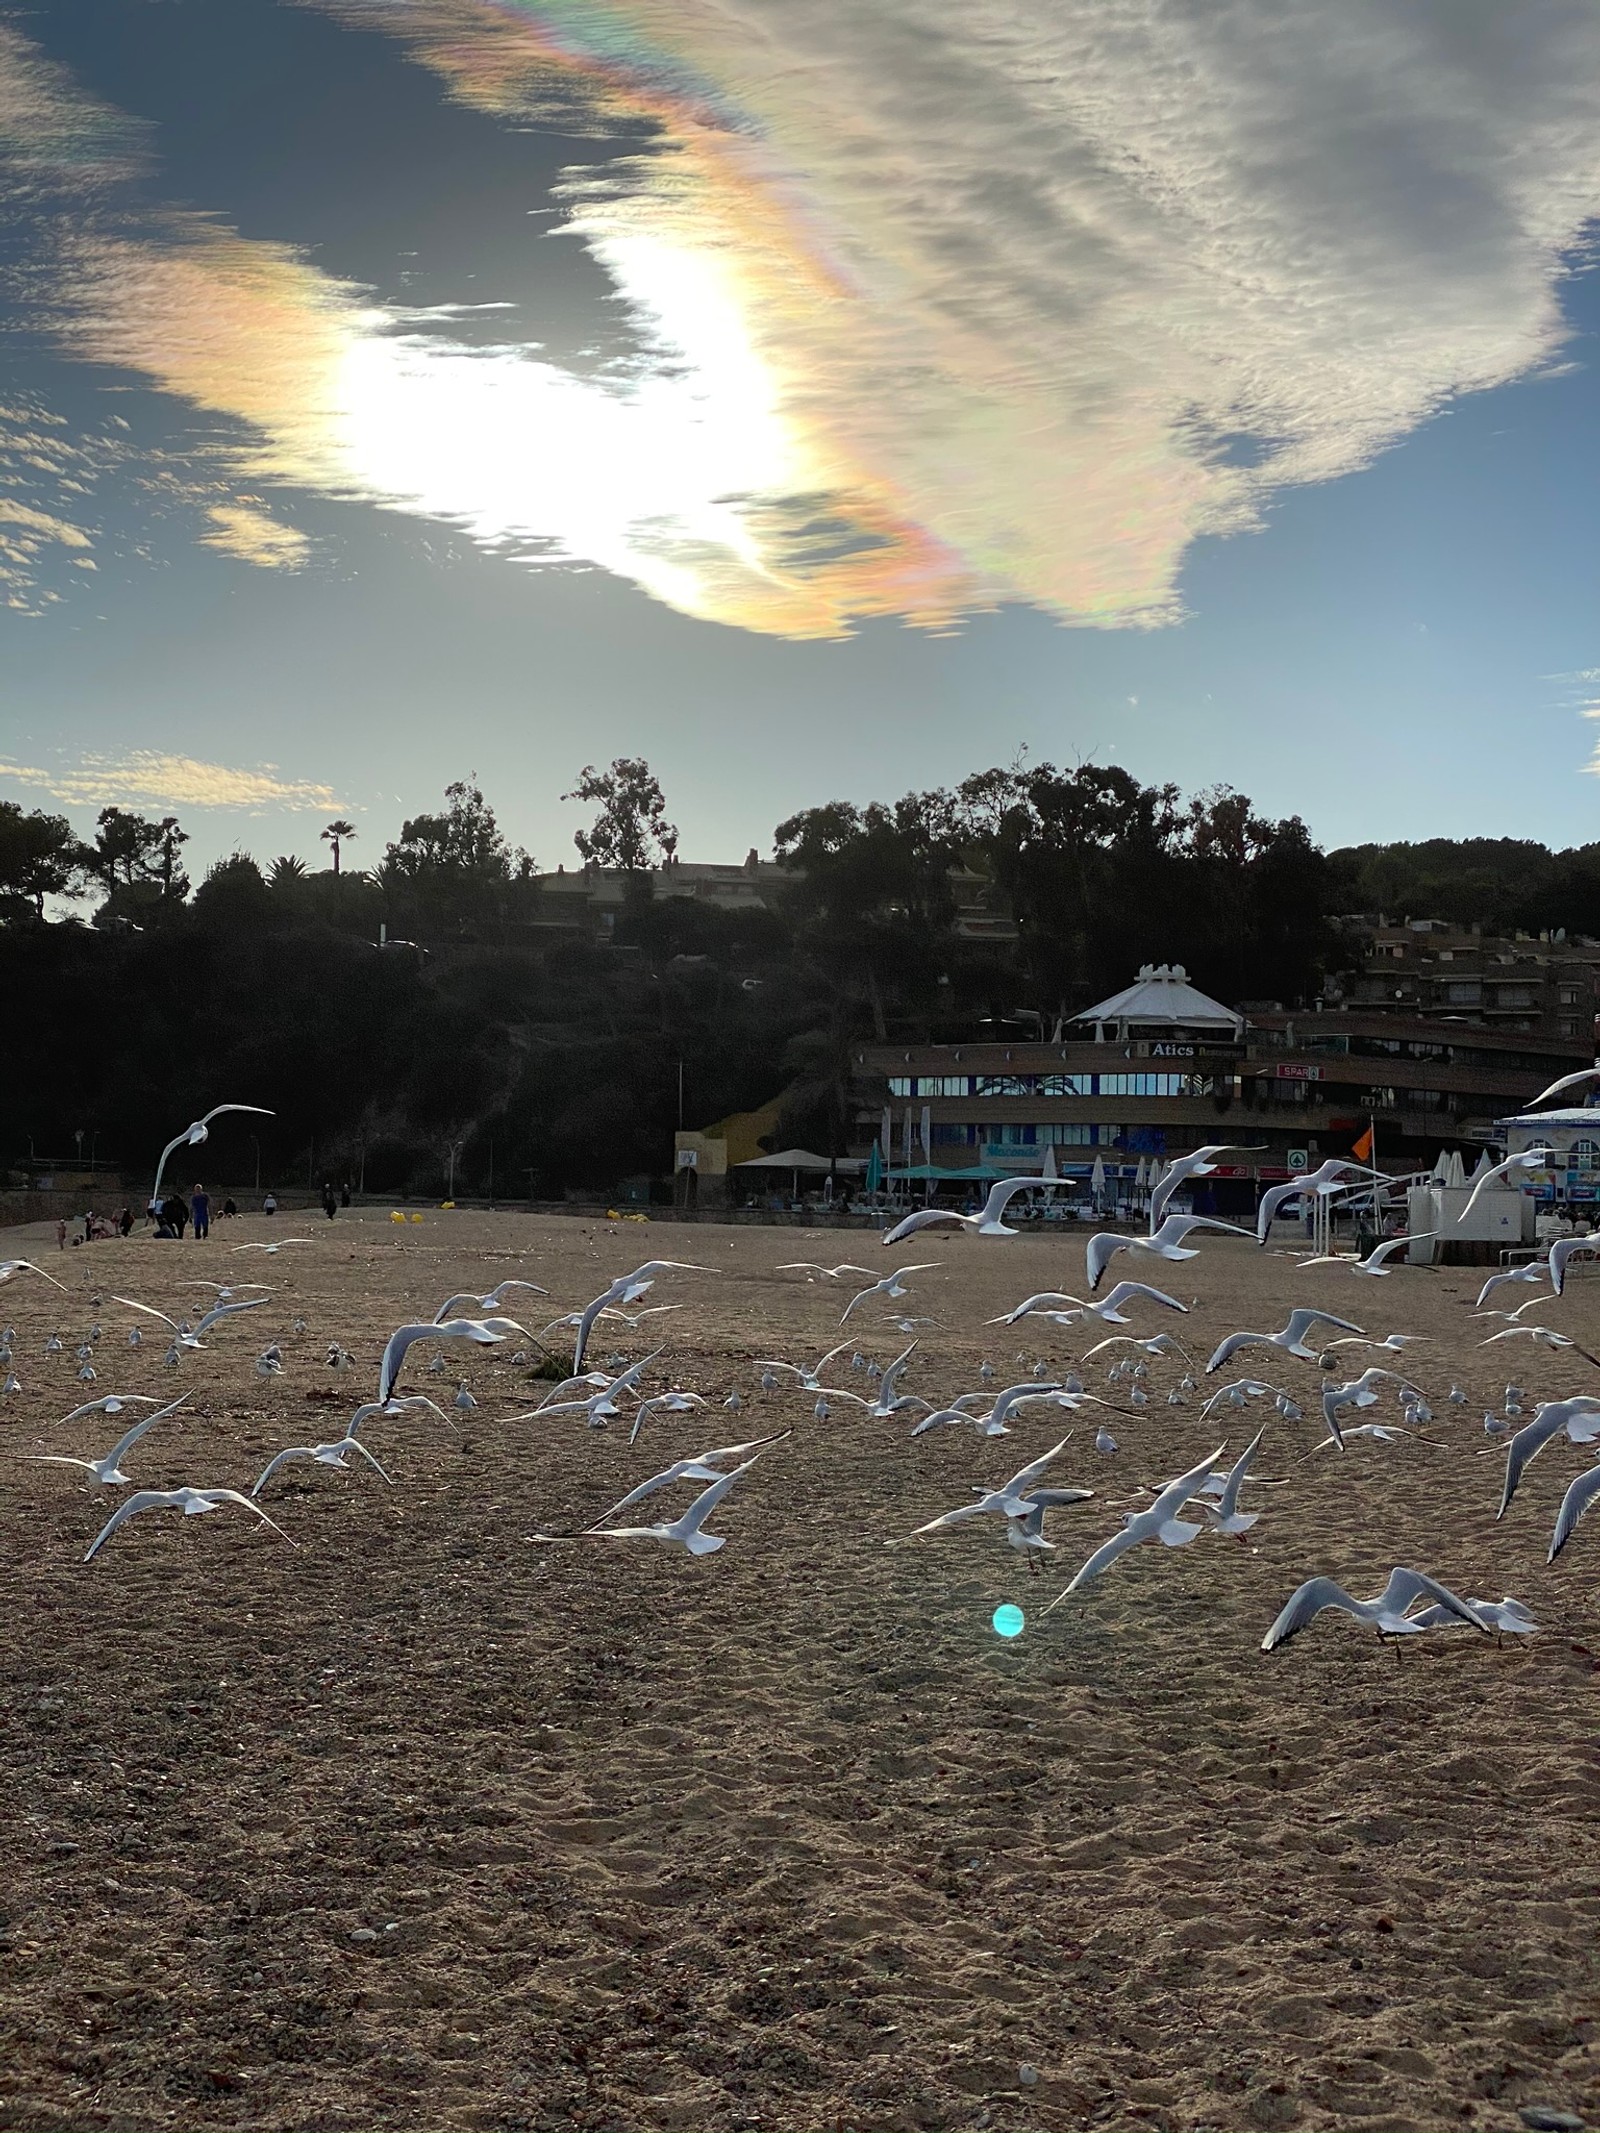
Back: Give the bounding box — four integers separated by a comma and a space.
1073, 963, 1243, 1038
1448, 1150, 1467, 1188
1090, 1154, 1107, 1210
1042, 1140, 1059, 1181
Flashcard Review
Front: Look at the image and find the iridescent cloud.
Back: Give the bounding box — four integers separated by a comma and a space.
15, 4, 1600, 636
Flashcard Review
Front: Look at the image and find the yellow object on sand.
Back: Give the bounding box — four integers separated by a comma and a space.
390, 1211, 405, 1224
409, 1213, 424, 1224
440, 1201, 455, 1210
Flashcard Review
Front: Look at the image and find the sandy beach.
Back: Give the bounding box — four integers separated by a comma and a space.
1, 1207, 1597, 2132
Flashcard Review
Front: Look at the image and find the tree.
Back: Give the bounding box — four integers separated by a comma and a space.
321, 819, 358, 875
563, 759, 678, 872
88, 807, 162, 891
381, 781, 530, 937
86, 806, 189, 928
0, 802, 90, 922
268, 855, 308, 889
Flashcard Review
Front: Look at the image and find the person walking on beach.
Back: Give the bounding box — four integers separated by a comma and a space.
117, 1206, 132, 1238
191, 1183, 211, 1241
55, 1217, 66, 1252
321, 1179, 337, 1221
263, 1191, 277, 1215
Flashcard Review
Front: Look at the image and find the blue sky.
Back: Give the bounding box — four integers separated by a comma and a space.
3, 0, 1600, 875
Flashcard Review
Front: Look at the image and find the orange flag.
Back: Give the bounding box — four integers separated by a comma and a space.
1351, 1125, 1374, 1162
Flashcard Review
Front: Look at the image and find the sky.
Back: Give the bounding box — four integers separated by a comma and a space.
4, 0, 1600, 878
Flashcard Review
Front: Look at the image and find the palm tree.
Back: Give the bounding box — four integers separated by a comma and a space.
322, 819, 358, 875
267, 854, 308, 891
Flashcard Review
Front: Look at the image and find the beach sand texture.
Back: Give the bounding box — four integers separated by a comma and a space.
1, 1209, 1597, 2132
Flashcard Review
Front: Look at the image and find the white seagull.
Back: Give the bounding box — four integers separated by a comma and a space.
909, 1381, 1073, 1438
21, 1394, 189, 1486
1261, 1568, 1486, 1650
1255, 1160, 1382, 1244
774, 1262, 879, 1281
754, 1339, 855, 1391
229, 1238, 317, 1256
252, 1435, 393, 1495
111, 1294, 269, 1348
1045, 1442, 1228, 1606
433, 1279, 549, 1323
0, 1258, 66, 1291
377, 1317, 523, 1402
1460, 1148, 1553, 1222
1205, 1307, 1365, 1374
1408, 1595, 1537, 1636
1085, 1214, 1251, 1291
576, 1456, 763, 1556
346, 1394, 454, 1438
1495, 1398, 1600, 1519
900, 1436, 1093, 1557
1298, 1232, 1434, 1277
566, 1433, 791, 1532
991, 1283, 1188, 1330
1526, 1063, 1600, 1109
1474, 1264, 1551, 1310
627, 1390, 708, 1447
1550, 1233, 1600, 1297
85, 1487, 291, 1563
1548, 1465, 1600, 1563
572, 1262, 714, 1369
839, 1265, 941, 1324
1195, 1427, 1268, 1534
881, 1176, 1042, 1245
150, 1103, 274, 1207
1148, 1145, 1262, 1228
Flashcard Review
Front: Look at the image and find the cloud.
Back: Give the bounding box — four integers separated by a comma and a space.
0, 753, 345, 813
200, 501, 311, 568
15, 4, 1600, 636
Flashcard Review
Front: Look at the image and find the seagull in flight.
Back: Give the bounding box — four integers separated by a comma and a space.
0, 1259, 66, 1291
252, 1435, 393, 1495
110, 1295, 269, 1348
572, 1262, 714, 1369
839, 1266, 941, 1324
55, 1393, 163, 1425
1044, 1442, 1228, 1606
882, 1176, 1042, 1245
627, 1390, 708, 1447
754, 1339, 855, 1390
774, 1262, 878, 1281
1460, 1148, 1553, 1221
1474, 1263, 1551, 1310
345, 1394, 453, 1438
1148, 1146, 1263, 1228
1261, 1568, 1486, 1650
564, 1433, 791, 1532
990, 1283, 1188, 1329
85, 1487, 291, 1562
1549, 1464, 1600, 1563
1407, 1595, 1537, 1636
1086, 1214, 1250, 1291
1526, 1063, 1600, 1109
1205, 1307, 1365, 1373
1481, 1323, 1600, 1364
21, 1395, 189, 1486
177, 1280, 270, 1302
1195, 1427, 1268, 1535
569, 1456, 764, 1556
1495, 1398, 1600, 1519
377, 1317, 524, 1402
909, 1381, 1074, 1438
899, 1435, 1092, 1557
1255, 1160, 1383, 1244
1080, 1331, 1192, 1364
1549, 1233, 1600, 1297
230, 1238, 317, 1256
433, 1279, 548, 1323
151, 1103, 274, 1206
1297, 1232, 1434, 1277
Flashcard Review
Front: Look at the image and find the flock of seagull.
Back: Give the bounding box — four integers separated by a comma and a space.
4, 1107, 1600, 1653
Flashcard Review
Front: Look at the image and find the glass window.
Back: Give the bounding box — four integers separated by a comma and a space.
886, 1076, 913, 1097
1036, 1073, 1094, 1096
973, 1074, 1036, 1096
1095, 1072, 1189, 1097
918, 1075, 971, 1097
1038, 1122, 1095, 1146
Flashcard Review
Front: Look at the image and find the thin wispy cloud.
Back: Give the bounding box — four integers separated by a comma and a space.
0, 753, 345, 813
10, 4, 1600, 638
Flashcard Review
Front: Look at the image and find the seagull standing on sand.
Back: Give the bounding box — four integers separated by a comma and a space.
882, 1177, 1042, 1245
21, 1395, 189, 1486
84, 1487, 291, 1562
1045, 1443, 1229, 1605
1261, 1569, 1486, 1650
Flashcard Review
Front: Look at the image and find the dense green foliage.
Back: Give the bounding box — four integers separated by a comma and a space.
3, 760, 1591, 1194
